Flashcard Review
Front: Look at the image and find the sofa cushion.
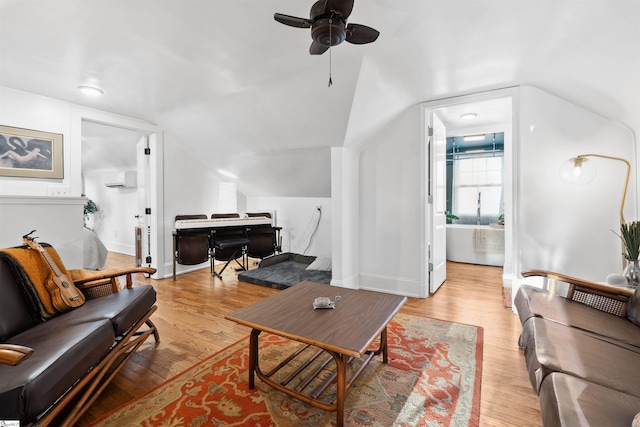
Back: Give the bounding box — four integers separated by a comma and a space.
0, 257, 38, 341
520, 317, 640, 397
515, 285, 640, 349
0, 319, 115, 422
627, 286, 640, 326
58, 285, 156, 336
539, 373, 640, 427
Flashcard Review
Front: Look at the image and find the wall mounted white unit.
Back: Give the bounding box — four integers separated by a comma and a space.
104, 171, 137, 188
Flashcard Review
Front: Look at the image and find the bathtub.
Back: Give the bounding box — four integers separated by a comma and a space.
446, 224, 505, 267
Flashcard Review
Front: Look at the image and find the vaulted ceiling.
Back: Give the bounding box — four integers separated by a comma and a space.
1, 1, 638, 197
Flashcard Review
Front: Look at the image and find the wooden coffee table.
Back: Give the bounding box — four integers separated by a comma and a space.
225, 281, 406, 427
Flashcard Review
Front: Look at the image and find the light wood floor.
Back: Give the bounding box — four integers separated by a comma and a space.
79, 254, 542, 426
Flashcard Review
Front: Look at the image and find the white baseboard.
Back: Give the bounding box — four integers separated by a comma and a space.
103, 241, 134, 256
358, 273, 421, 298
163, 261, 210, 279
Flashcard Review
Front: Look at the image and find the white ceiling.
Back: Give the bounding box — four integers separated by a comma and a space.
1, 0, 638, 197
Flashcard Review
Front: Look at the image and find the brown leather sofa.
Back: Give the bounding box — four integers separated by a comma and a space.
515, 270, 640, 426
0, 245, 158, 426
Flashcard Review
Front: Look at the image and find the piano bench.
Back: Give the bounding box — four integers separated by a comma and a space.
214, 238, 250, 250
213, 238, 250, 278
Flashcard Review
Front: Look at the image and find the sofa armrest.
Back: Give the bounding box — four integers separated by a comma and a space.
522, 269, 632, 317
69, 267, 156, 299
0, 343, 33, 366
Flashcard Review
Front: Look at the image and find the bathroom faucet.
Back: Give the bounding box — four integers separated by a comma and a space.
477, 192, 481, 225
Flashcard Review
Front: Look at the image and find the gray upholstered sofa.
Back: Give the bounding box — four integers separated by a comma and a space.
515, 270, 640, 426
238, 252, 332, 289
0, 244, 158, 426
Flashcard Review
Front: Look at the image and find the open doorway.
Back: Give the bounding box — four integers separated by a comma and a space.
80, 119, 162, 276
422, 89, 516, 296
81, 121, 143, 263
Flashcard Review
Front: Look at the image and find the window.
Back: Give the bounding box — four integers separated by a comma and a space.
452, 156, 503, 222
218, 182, 237, 213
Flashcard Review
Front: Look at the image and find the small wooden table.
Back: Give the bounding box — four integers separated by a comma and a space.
225, 281, 406, 427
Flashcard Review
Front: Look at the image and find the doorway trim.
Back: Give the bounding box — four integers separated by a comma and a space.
71, 106, 165, 278
419, 87, 520, 296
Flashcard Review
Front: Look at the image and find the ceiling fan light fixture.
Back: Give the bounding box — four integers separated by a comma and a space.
312, 18, 346, 47
275, 0, 378, 56
78, 85, 104, 96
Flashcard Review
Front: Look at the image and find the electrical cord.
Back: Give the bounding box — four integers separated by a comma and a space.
303, 207, 322, 255
292, 206, 322, 255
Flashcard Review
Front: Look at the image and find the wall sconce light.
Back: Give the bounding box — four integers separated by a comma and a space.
559, 156, 597, 184
559, 153, 630, 225
560, 153, 631, 270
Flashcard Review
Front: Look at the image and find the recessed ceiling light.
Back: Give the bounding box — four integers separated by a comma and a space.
460, 113, 477, 120
218, 169, 238, 179
77, 85, 104, 96
463, 134, 485, 142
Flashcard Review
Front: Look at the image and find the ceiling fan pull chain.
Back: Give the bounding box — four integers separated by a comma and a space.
328, 19, 333, 87
328, 48, 333, 87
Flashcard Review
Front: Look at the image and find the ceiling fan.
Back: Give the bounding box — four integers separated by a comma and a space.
274, 0, 380, 55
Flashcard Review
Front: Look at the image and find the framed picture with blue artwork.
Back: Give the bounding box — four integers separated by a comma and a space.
0, 125, 63, 178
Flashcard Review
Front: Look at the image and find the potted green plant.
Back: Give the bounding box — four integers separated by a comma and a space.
83, 196, 99, 230
446, 212, 459, 223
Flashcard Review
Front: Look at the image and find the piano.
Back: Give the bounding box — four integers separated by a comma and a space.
175, 216, 272, 230
172, 215, 279, 280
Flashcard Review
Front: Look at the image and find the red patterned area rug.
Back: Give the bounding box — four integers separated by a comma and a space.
88, 313, 483, 427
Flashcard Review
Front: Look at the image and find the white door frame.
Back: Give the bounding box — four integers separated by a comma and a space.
72, 106, 165, 278
419, 87, 520, 297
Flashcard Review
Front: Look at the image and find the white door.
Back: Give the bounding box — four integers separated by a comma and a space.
428, 113, 447, 293
136, 135, 151, 268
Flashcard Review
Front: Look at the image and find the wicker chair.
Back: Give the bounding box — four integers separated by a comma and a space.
521, 269, 633, 317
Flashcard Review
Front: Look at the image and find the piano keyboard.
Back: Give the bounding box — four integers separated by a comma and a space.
175, 216, 272, 230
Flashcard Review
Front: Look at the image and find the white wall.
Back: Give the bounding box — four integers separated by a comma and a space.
330, 147, 361, 289
0, 196, 85, 268
516, 86, 637, 286
358, 106, 422, 296
247, 196, 332, 258
83, 169, 138, 254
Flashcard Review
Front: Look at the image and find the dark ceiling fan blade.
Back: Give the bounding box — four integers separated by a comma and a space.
325, 0, 354, 18
274, 13, 312, 28
345, 23, 380, 44
310, 40, 329, 55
